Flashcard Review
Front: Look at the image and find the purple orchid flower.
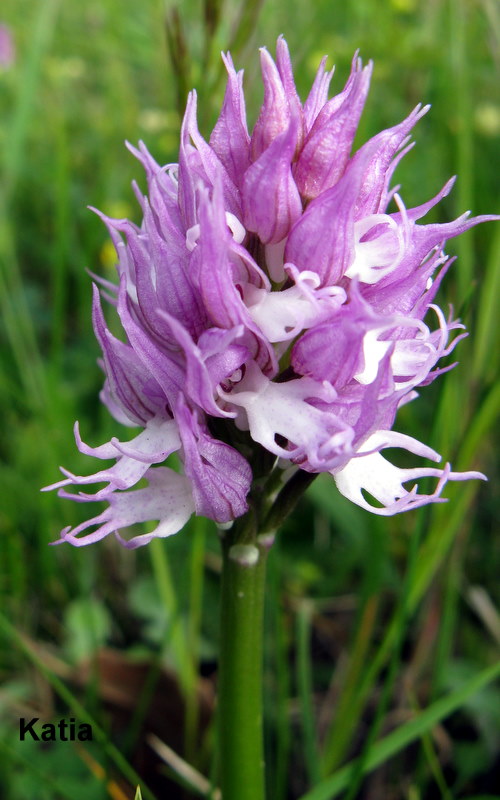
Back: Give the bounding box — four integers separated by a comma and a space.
0, 24, 15, 69
45, 37, 497, 547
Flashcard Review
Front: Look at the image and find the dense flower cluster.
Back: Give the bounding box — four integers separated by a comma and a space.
46, 38, 494, 547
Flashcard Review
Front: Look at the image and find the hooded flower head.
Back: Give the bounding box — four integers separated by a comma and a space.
45, 38, 495, 547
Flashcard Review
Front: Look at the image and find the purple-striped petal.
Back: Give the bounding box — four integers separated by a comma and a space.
209, 52, 250, 186
176, 399, 252, 522
243, 115, 302, 244
294, 54, 373, 199
250, 47, 291, 161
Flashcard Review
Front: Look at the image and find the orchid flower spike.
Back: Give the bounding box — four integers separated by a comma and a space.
44, 37, 496, 547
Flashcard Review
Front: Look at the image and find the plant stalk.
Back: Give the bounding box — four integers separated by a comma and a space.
218, 529, 268, 800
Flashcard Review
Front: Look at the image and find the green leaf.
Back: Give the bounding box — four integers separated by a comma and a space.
63, 597, 112, 663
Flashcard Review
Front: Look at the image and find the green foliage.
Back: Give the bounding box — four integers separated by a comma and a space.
0, 734, 109, 800
0, 0, 498, 797
63, 598, 113, 664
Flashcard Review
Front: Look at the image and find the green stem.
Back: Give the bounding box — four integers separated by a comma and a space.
218, 528, 269, 800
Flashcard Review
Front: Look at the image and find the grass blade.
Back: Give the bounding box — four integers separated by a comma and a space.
299, 659, 500, 800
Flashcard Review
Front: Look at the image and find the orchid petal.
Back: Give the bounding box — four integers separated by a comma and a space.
54, 468, 194, 548
333, 431, 486, 515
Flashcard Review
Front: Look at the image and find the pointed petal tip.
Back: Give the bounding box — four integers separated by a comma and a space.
450, 468, 488, 482
221, 50, 234, 69
41, 473, 72, 492
258, 46, 274, 68
49, 526, 73, 546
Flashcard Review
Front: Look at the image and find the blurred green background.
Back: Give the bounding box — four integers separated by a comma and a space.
0, 0, 499, 798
